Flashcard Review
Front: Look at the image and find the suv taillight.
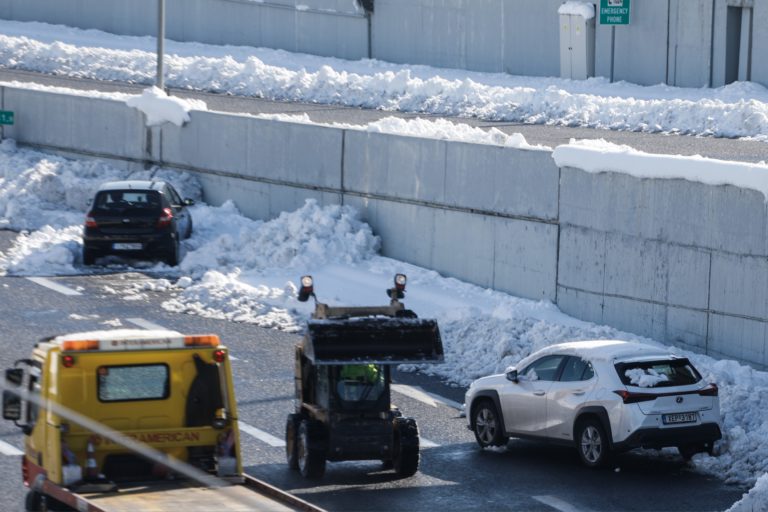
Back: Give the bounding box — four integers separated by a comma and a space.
157, 207, 173, 228
698, 383, 718, 396
85, 213, 97, 228
613, 390, 657, 404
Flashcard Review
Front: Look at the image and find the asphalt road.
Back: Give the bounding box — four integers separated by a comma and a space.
1, 67, 767, 164
0, 229, 747, 511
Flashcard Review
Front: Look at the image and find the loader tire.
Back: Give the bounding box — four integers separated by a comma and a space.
285, 414, 300, 470
298, 420, 326, 479
393, 417, 420, 478
25, 490, 42, 512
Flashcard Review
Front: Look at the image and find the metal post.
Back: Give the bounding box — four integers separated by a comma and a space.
157, 0, 166, 91
609, 25, 616, 83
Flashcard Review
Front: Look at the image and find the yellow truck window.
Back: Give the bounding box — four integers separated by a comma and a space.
98, 364, 169, 402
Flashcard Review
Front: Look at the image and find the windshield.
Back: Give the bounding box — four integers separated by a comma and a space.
332, 364, 387, 409
93, 190, 161, 213
614, 359, 701, 388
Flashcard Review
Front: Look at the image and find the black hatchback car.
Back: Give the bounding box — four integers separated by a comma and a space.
82, 180, 194, 266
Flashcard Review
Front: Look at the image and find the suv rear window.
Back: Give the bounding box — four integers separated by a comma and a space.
614, 359, 701, 388
98, 364, 169, 402
93, 190, 161, 213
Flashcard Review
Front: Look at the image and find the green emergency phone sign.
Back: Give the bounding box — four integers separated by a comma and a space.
600, 0, 631, 25
0, 111, 14, 125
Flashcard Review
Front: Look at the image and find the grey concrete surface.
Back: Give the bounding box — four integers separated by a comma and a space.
3, 83, 768, 369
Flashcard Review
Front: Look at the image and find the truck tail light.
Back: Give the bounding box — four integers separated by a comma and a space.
157, 207, 173, 228
62, 355, 76, 368
213, 349, 226, 363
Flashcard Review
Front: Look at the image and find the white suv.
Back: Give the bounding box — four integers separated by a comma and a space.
464, 340, 721, 467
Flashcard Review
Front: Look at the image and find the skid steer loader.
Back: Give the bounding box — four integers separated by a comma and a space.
285, 274, 444, 479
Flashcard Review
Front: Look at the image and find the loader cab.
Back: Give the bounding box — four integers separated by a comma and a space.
287, 274, 444, 479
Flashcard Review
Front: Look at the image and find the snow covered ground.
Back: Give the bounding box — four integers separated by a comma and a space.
1, 19, 768, 140
0, 143, 767, 509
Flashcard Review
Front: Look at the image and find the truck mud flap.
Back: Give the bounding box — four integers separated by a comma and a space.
304, 318, 444, 364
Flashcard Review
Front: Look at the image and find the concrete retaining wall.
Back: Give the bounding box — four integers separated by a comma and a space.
2, 0, 766, 87
5, 85, 767, 369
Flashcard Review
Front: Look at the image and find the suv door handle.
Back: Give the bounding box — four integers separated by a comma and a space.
533, 390, 546, 396
572, 390, 585, 396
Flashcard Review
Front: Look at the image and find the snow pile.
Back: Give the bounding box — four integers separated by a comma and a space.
728, 473, 768, 512
558, 1, 595, 19
553, 138, 768, 200
625, 368, 669, 387
1, 20, 767, 139
125, 86, 207, 126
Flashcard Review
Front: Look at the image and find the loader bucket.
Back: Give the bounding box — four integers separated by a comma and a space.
303, 317, 444, 365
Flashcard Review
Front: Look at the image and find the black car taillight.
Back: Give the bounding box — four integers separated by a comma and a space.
698, 383, 718, 396
157, 207, 173, 228
613, 389, 657, 404
85, 213, 97, 228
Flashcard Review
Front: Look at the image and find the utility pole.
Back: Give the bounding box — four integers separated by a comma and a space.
157, 0, 166, 91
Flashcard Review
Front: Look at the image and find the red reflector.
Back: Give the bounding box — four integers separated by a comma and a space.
698, 383, 718, 396
85, 214, 97, 228
62, 355, 75, 368
213, 349, 226, 363
613, 389, 657, 404
157, 207, 173, 228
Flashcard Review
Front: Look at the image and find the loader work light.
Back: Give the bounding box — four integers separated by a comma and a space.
298, 275, 314, 303
388, 273, 407, 300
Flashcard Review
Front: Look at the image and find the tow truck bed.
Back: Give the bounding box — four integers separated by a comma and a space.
65, 476, 319, 512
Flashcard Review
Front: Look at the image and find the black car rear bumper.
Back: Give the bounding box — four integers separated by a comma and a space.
614, 422, 722, 451
83, 232, 175, 255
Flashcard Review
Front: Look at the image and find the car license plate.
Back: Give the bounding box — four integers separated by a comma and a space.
662, 412, 698, 425
113, 242, 142, 250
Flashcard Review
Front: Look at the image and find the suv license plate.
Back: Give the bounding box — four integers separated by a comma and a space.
662, 412, 698, 425
113, 243, 142, 250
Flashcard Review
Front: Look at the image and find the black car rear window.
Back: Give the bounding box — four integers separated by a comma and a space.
93, 190, 161, 213
614, 359, 702, 388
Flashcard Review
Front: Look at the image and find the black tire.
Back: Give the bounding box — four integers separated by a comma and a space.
472, 400, 507, 448
25, 490, 42, 512
297, 420, 326, 479
82, 247, 97, 266
285, 414, 300, 470
393, 417, 420, 478
165, 239, 180, 267
575, 418, 612, 468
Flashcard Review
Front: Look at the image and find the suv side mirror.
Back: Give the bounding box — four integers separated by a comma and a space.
505, 367, 518, 383
183, 198, 195, 206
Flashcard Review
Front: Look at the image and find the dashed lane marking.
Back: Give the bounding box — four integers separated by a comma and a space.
391, 384, 463, 410
533, 495, 587, 512
0, 440, 23, 456
26, 277, 82, 296
125, 317, 172, 331
238, 421, 285, 447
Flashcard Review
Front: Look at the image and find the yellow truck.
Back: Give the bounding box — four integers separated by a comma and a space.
2, 329, 322, 512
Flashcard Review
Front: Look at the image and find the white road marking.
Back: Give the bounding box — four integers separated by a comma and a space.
533, 495, 587, 512
420, 437, 440, 448
125, 318, 170, 331
391, 384, 463, 410
0, 440, 23, 456
26, 277, 82, 296
238, 421, 285, 447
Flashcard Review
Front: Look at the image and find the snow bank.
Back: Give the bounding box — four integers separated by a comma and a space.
728, 473, 768, 512
1, 20, 767, 139
552, 138, 768, 200
125, 86, 207, 126
558, 1, 595, 19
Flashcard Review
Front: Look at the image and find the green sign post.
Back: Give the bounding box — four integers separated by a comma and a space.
0, 111, 13, 125
600, 0, 631, 25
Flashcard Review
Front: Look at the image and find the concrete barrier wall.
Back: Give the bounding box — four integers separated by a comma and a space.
5, 85, 768, 369
3, 0, 767, 87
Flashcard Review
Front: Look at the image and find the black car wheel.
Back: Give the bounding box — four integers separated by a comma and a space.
472, 400, 507, 448
165, 239, 180, 267
297, 420, 326, 479
285, 414, 300, 470
393, 417, 420, 477
575, 418, 612, 468
82, 247, 98, 266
